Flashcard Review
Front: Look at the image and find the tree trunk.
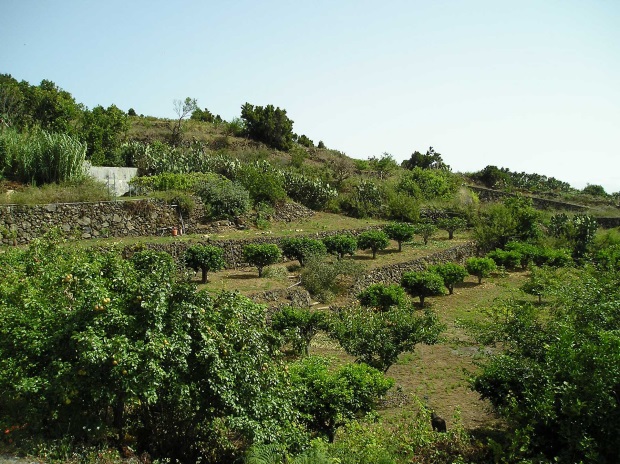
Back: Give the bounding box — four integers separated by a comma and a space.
478, 275, 483, 284
398, 241, 402, 252
448, 230, 454, 240
201, 268, 208, 284
258, 266, 263, 278
419, 296, 425, 307
448, 285, 454, 295
372, 249, 377, 259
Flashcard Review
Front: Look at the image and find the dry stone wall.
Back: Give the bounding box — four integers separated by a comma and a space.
0, 199, 179, 245
469, 186, 587, 212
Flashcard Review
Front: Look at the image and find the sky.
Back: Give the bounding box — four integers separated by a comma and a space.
2, 0, 619, 192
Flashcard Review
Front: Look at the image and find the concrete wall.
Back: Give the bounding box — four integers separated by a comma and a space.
86, 164, 138, 197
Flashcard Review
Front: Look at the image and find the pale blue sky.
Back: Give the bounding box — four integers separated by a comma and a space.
2, 0, 619, 192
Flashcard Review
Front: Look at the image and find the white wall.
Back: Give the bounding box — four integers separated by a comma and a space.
85, 163, 138, 197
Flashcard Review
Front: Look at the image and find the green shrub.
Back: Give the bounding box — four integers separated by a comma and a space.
280, 237, 327, 267
237, 164, 287, 205
401, 271, 446, 307
323, 234, 358, 260
282, 171, 337, 211
398, 167, 458, 200
243, 243, 282, 277
329, 305, 443, 372
383, 222, 416, 252
196, 176, 251, 219
428, 263, 468, 295
0, 237, 301, 462
271, 307, 326, 356
301, 258, 363, 303
437, 217, 467, 240
184, 244, 226, 283
356, 230, 390, 259
289, 356, 393, 442
358, 283, 406, 311
465, 257, 497, 284
413, 222, 438, 245
241, 103, 294, 151
486, 249, 523, 270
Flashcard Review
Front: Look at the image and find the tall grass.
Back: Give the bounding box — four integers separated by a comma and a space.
0, 128, 86, 184
0, 178, 111, 205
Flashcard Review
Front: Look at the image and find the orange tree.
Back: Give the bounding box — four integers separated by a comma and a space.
0, 232, 303, 462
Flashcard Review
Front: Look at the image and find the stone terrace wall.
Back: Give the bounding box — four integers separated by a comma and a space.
469, 186, 588, 212
595, 217, 620, 229
0, 199, 178, 245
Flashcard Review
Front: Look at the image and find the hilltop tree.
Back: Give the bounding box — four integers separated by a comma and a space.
241, 102, 294, 151
169, 97, 198, 146
401, 147, 449, 171
80, 104, 129, 165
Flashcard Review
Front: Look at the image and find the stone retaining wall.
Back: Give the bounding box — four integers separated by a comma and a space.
469, 186, 588, 212
0, 199, 178, 245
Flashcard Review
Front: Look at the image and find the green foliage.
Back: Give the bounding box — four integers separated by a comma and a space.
520, 266, 559, 303
383, 222, 416, 251
169, 97, 198, 146
329, 305, 443, 372
358, 284, 406, 311
428, 263, 468, 295
437, 217, 467, 240
300, 258, 363, 303
356, 230, 390, 259
470, 165, 510, 189
241, 102, 295, 151
486, 249, 523, 270
368, 153, 398, 179
184, 244, 226, 283
190, 106, 217, 123
0, 128, 86, 184
130, 171, 215, 193
281, 237, 327, 267
290, 356, 393, 442
296, 134, 314, 148
401, 271, 446, 307
317, 140, 326, 149
283, 171, 337, 211
465, 257, 497, 284
413, 222, 438, 245
473, 202, 517, 251
401, 147, 449, 171
398, 167, 458, 201
384, 190, 420, 223
0, 177, 110, 205
340, 180, 382, 218
470, 164, 573, 193
271, 307, 326, 356
196, 175, 251, 219
80, 104, 129, 165
471, 266, 620, 462
322, 234, 358, 260
243, 243, 282, 277
0, 236, 302, 462
581, 184, 607, 197
238, 163, 287, 205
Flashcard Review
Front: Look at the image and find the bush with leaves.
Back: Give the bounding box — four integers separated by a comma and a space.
413, 222, 438, 245
358, 283, 406, 311
237, 163, 287, 205
329, 305, 443, 372
401, 271, 446, 307
196, 175, 251, 219
184, 244, 226, 283
271, 307, 326, 356
486, 248, 523, 270
322, 234, 358, 260
300, 257, 363, 303
471, 266, 620, 462
398, 167, 458, 200
428, 263, 468, 295
289, 356, 394, 442
465, 257, 497, 284
340, 180, 383, 218
240, 102, 294, 151
520, 265, 561, 304
0, 234, 303, 462
356, 230, 390, 259
437, 217, 467, 240
383, 222, 416, 252
282, 171, 337, 211
243, 243, 282, 278
280, 237, 327, 267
